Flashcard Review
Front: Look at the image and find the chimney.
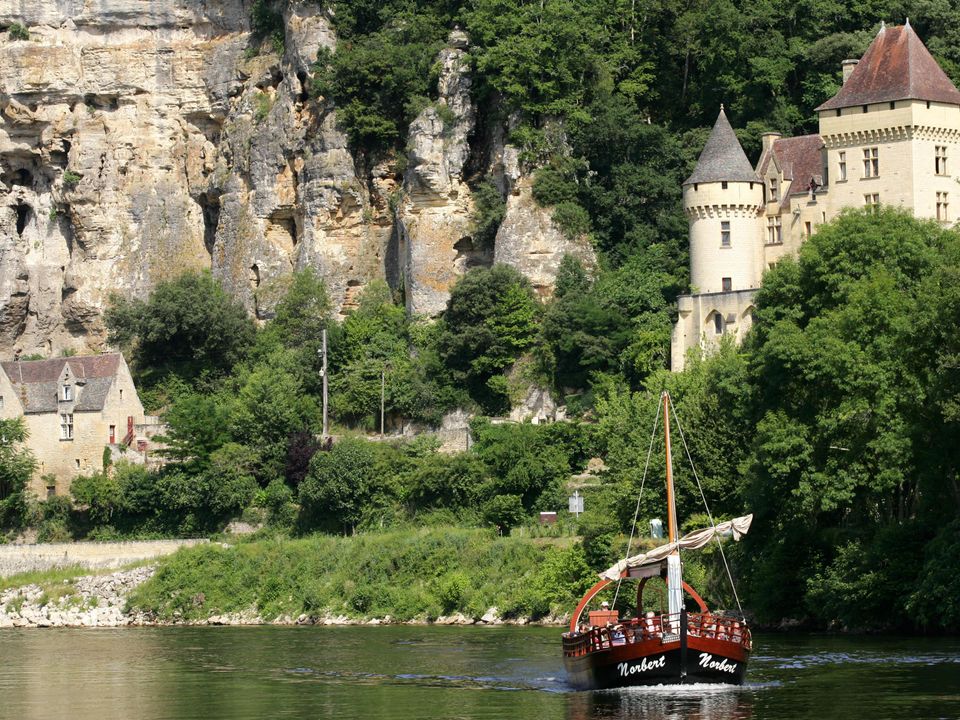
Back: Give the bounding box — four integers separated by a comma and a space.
842, 59, 859, 85
761, 132, 782, 153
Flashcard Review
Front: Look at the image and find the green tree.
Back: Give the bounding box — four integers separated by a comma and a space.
0, 418, 37, 529
299, 437, 380, 533
438, 265, 539, 413
105, 270, 255, 382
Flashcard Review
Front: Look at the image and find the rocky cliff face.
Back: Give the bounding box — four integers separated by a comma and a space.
0, 1, 594, 357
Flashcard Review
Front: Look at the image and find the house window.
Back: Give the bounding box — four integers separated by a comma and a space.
805, 221, 812, 238
769, 178, 779, 202
714, 314, 724, 335
720, 221, 731, 247
863, 147, 879, 177
109, 425, 116, 444
937, 192, 949, 221
864, 193, 880, 211
60, 413, 74, 440
721, 277, 732, 292
766, 215, 782, 245
838, 151, 847, 181
62, 384, 72, 401
936, 146, 948, 175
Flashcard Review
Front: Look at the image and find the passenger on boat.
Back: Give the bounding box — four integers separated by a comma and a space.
643, 611, 658, 639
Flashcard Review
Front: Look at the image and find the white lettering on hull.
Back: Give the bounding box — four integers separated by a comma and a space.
617, 655, 667, 677
698, 652, 738, 674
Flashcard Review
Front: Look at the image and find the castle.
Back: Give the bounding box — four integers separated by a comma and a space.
671, 22, 960, 370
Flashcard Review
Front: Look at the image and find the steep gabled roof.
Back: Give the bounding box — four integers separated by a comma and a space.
817, 23, 960, 111
757, 134, 825, 210
0, 354, 122, 413
683, 107, 760, 186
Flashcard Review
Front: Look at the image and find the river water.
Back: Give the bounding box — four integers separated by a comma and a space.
1, 626, 958, 720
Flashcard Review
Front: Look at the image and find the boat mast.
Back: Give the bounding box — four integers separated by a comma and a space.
663, 392, 684, 625
664, 391, 678, 544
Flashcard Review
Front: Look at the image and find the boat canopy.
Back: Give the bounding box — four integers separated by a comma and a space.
599, 514, 753, 581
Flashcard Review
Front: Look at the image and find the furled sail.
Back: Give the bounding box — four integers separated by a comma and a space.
599, 514, 753, 581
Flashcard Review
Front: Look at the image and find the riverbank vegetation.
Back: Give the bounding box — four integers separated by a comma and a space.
2, 0, 960, 633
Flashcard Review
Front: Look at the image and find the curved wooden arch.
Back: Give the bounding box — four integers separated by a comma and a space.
568, 573, 709, 632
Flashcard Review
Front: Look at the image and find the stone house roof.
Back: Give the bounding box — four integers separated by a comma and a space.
756, 134, 826, 210
817, 23, 960, 111
684, 107, 761, 186
1, 354, 122, 414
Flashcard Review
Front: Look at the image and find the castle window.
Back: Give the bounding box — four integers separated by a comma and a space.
863, 147, 879, 178
693, 183, 698, 191
936, 146, 948, 175
0, 395, 3, 410
937, 192, 949, 221
109, 425, 116, 444
60, 413, 74, 440
766, 215, 782, 245
720, 221, 731, 247
864, 193, 880, 211
889, 101, 896, 110
61, 384, 72, 401
714, 313, 724, 335
836, 109, 841, 117
769, 178, 779, 202
721, 181, 728, 189
862, 104, 868, 113
721, 277, 732, 292
838, 151, 847, 181
805, 221, 812, 238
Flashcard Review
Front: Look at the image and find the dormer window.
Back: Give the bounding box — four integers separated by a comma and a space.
62, 384, 72, 401
769, 178, 779, 202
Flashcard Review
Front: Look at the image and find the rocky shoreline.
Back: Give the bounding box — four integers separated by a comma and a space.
0, 566, 568, 629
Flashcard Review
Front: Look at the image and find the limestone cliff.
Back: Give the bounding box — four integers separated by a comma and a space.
0, 1, 594, 357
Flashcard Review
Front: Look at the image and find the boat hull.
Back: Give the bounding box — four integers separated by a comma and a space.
563, 636, 748, 690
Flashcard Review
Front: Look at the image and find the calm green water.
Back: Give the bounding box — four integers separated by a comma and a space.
1, 627, 958, 720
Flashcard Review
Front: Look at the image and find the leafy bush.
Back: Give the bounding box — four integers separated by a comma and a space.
8, 23, 29, 40
62, 170, 82, 188
469, 180, 506, 249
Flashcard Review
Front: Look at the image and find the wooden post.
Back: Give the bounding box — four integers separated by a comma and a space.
322, 328, 329, 440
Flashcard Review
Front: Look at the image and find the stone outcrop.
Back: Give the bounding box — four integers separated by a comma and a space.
0, 2, 593, 356
398, 30, 486, 317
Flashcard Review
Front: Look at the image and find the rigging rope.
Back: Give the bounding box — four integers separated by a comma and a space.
612, 394, 662, 609
669, 397, 745, 617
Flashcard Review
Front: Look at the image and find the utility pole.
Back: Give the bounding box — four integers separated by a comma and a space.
321, 328, 329, 440
380, 363, 386, 439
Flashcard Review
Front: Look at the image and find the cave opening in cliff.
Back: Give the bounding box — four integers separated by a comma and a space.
198, 194, 220, 256
15, 202, 32, 237
9, 168, 33, 187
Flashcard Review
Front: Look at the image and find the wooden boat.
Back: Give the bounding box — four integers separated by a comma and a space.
562, 391, 753, 689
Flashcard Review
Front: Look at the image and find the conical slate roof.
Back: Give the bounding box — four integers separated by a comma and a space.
683, 108, 760, 186
816, 23, 960, 111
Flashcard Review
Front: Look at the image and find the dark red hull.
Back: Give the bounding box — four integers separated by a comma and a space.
563, 634, 749, 690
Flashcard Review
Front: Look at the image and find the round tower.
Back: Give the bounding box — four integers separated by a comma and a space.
683, 107, 764, 294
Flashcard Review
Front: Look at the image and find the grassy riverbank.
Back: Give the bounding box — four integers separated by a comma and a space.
127, 528, 596, 623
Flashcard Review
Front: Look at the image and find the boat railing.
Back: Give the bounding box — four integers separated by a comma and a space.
562, 612, 751, 657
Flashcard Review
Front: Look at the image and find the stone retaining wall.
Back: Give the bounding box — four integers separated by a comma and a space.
0, 539, 207, 578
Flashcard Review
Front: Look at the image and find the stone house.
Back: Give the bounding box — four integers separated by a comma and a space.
0, 353, 154, 496
673, 22, 960, 368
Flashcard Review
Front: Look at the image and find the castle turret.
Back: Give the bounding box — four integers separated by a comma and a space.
682, 108, 764, 294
